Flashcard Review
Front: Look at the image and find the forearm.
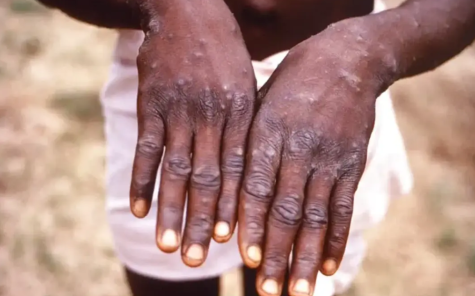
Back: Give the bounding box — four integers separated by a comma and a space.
374, 0, 475, 81
37, 0, 237, 32
37, 0, 141, 29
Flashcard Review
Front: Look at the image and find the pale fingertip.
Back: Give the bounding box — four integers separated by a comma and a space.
292, 279, 311, 295
322, 259, 337, 275
262, 279, 279, 295
247, 245, 262, 264
214, 221, 230, 238
158, 229, 179, 251
185, 244, 204, 262
132, 198, 148, 218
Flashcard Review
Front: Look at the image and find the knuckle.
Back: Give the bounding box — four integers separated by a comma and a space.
163, 156, 192, 180
230, 92, 253, 117
270, 195, 302, 227
262, 113, 284, 136
190, 165, 221, 191
288, 130, 317, 158
243, 172, 274, 203
332, 197, 353, 220
138, 86, 168, 117
222, 152, 244, 178
242, 146, 279, 202
136, 135, 163, 159
197, 88, 220, 122
340, 169, 362, 184
303, 203, 328, 229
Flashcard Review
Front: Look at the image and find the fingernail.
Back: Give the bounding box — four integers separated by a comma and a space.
133, 199, 148, 218
186, 244, 204, 261
247, 245, 262, 263
262, 279, 279, 295
160, 229, 179, 248
293, 279, 310, 295
323, 259, 337, 275
214, 222, 230, 238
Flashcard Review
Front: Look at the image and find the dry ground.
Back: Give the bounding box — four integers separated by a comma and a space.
1, 0, 475, 295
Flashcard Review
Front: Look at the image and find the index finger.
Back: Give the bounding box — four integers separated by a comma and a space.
129, 99, 165, 218
321, 171, 362, 276
238, 117, 283, 268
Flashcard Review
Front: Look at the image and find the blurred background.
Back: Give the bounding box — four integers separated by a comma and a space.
1, 0, 475, 295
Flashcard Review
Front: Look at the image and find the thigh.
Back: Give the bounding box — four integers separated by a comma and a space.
124, 267, 220, 296
242, 266, 290, 296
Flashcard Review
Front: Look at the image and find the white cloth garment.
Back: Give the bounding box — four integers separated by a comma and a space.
100, 0, 413, 294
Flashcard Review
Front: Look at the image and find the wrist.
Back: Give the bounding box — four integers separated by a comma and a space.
307, 16, 399, 97
136, 0, 234, 34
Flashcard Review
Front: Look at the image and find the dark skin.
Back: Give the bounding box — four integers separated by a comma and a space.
37, 0, 475, 295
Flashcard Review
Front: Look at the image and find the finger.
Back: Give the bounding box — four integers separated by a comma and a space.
130, 107, 165, 218
182, 122, 224, 267
214, 93, 254, 243
155, 123, 193, 253
257, 158, 310, 296
238, 117, 283, 269
288, 173, 334, 296
321, 172, 361, 276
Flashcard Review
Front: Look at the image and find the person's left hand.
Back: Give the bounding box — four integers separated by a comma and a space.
237, 19, 392, 296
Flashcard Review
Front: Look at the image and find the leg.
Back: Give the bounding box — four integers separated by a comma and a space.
124, 266, 220, 296
243, 266, 290, 296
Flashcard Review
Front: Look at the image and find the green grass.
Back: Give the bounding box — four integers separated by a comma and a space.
341, 285, 360, 296
435, 227, 458, 251
33, 231, 63, 274
50, 91, 103, 123
12, 233, 26, 260
467, 244, 475, 275
427, 181, 453, 216
48, 194, 75, 230
9, 0, 45, 14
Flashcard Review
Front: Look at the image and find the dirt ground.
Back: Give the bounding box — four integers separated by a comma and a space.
1, 0, 475, 296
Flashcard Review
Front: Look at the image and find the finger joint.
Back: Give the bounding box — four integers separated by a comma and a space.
332, 197, 353, 220
270, 194, 302, 227
190, 165, 221, 191
221, 153, 244, 179
137, 135, 163, 159
198, 89, 220, 122
263, 251, 289, 275
164, 156, 192, 180
243, 175, 274, 203
303, 203, 328, 229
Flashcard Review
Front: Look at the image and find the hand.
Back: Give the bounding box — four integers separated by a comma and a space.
129, 0, 256, 267
238, 20, 390, 296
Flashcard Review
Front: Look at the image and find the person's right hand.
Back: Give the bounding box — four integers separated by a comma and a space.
129, 0, 256, 267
